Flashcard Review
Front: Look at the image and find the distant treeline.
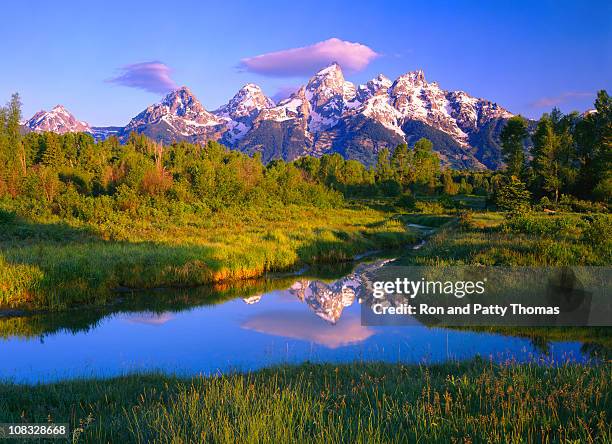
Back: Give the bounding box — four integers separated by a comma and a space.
0, 91, 609, 219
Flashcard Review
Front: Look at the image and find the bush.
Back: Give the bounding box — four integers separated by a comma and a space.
494, 176, 531, 214
0, 208, 16, 224
582, 215, 612, 245
414, 200, 446, 214
395, 192, 416, 210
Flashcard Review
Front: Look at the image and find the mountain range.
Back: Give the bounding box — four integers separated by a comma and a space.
24, 63, 517, 169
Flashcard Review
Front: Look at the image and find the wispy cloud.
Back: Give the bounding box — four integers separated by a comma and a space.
107, 61, 177, 94
271, 85, 300, 103
531, 91, 593, 108
239, 38, 379, 77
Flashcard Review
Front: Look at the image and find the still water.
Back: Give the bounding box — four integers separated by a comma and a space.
0, 258, 596, 383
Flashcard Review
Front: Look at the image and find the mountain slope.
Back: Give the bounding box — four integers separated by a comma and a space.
24, 65, 520, 169
121, 86, 226, 144
25, 105, 91, 134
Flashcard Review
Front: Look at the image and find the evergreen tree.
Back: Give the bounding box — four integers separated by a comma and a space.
574, 90, 611, 199
390, 144, 412, 188
375, 148, 393, 182
532, 115, 562, 202
494, 176, 531, 213
41, 133, 64, 167
413, 138, 439, 187
500, 116, 528, 178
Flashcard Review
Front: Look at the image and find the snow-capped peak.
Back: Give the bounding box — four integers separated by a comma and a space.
353, 74, 393, 104
25, 105, 91, 134
122, 86, 222, 139
395, 69, 427, 87
304, 62, 355, 132
314, 62, 343, 77
159, 86, 212, 119
213, 83, 275, 144
214, 83, 274, 120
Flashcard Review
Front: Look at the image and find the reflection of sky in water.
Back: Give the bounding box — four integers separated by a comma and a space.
242, 310, 375, 349
0, 283, 593, 383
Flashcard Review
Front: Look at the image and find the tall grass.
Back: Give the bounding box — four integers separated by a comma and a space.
0, 360, 609, 443
0, 204, 415, 310
400, 211, 611, 266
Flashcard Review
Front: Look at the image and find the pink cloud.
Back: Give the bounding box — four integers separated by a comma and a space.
239, 38, 379, 77
108, 61, 177, 94
531, 91, 593, 108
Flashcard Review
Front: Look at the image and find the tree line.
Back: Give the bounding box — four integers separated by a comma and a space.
0, 90, 609, 221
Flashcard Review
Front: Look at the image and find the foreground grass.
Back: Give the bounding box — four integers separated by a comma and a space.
0, 203, 415, 310
0, 360, 609, 443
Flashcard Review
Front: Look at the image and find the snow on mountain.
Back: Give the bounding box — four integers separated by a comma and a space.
118, 86, 229, 144
25, 105, 91, 134
90, 126, 123, 141
303, 62, 356, 132
122, 86, 223, 140
24, 64, 516, 169
352, 74, 392, 105
213, 83, 274, 143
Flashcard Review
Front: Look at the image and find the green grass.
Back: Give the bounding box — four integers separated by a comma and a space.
0, 203, 416, 310
398, 211, 611, 266
0, 360, 609, 443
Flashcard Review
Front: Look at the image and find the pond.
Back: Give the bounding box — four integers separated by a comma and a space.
0, 257, 599, 383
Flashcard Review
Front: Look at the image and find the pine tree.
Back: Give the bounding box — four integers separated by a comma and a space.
494, 176, 531, 213
375, 148, 393, 182
532, 115, 562, 202
390, 144, 412, 187
500, 116, 528, 178
41, 133, 64, 168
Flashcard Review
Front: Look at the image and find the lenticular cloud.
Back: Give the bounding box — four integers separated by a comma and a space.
108, 61, 177, 94
239, 38, 379, 77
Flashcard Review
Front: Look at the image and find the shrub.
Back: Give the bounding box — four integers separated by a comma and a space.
582, 215, 612, 245
395, 192, 416, 210
494, 176, 531, 214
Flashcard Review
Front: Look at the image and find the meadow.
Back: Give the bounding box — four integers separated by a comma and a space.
0, 359, 609, 443
0, 201, 415, 311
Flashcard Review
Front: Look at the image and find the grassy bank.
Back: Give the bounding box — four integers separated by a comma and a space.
1, 360, 609, 443
0, 202, 415, 311
399, 210, 611, 266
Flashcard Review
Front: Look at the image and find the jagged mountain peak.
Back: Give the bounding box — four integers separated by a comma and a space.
354, 74, 393, 103
307, 63, 347, 97
314, 62, 343, 77
160, 86, 207, 116
395, 69, 427, 86
214, 83, 274, 120
214, 83, 275, 144
25, 105, 91, 134
24, 65, 518, 170
121, 86, 223, 141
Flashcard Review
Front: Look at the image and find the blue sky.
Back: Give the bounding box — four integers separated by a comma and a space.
2, 0, 610, 126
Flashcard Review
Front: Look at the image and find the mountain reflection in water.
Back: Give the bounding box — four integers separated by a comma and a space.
242, 311, 374, 348
242, 258, 394, 324
0, 258, 604, 383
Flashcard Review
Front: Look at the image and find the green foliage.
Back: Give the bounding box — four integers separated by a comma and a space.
394, 191, 416, 210
500, 115, 529, 177
494, 176, 531, 213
